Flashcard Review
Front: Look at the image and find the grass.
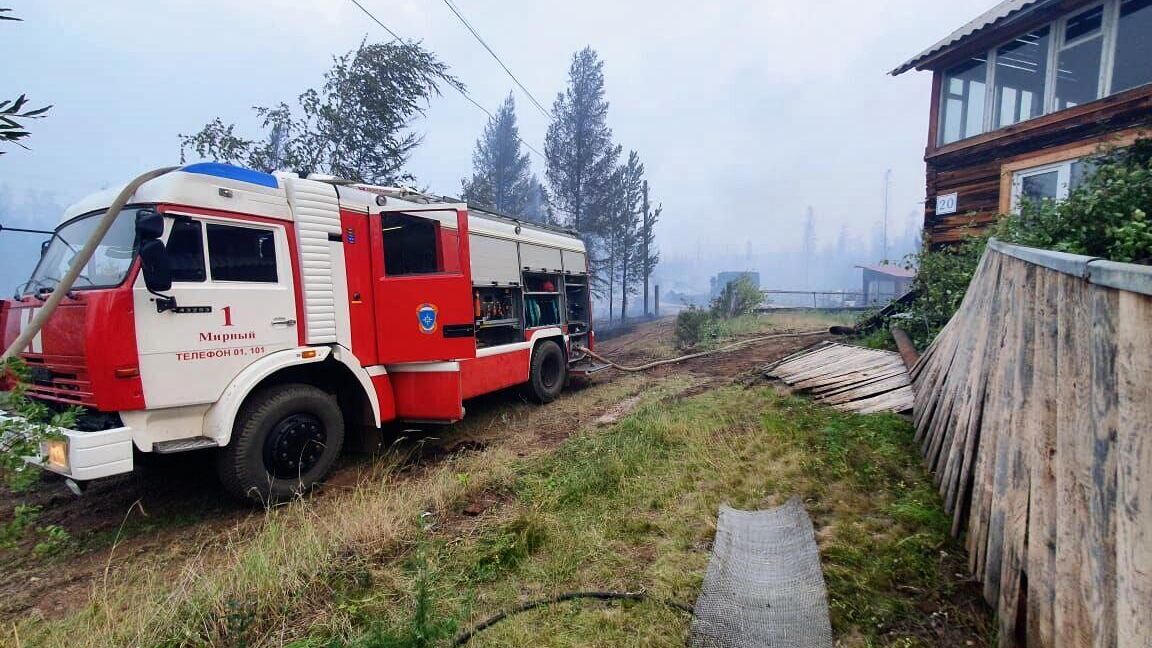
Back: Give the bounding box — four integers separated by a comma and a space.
858, 328, 898, 351
7, 372, 990, 647
705, 312, 857, 347
765, 310, 858, 331
336, 387, 987, 647
675, 310, 857, 352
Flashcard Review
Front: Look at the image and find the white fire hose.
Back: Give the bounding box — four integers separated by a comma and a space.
1, 166, 178, 362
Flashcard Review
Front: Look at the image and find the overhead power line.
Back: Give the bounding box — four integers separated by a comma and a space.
343, 0, 546, 161
439, 0, 553, 120
347, 0, 401, 41
458, 91, 546, 160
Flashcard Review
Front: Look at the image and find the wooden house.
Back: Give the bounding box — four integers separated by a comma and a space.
856, 264, 916, 305
893, 0, 1152, 246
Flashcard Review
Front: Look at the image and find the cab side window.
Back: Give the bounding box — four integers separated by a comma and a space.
166, 219, 206, 282
207, 224, 278, 283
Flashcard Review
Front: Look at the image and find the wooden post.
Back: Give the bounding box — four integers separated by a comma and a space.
655, 285, 660, 317
890, 327, 919, 369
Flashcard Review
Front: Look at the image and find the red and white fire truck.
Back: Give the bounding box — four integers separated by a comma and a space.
0, 163, 597, 501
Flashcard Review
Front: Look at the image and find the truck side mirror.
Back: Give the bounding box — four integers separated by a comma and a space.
135, 209, 164, 240
139, 238, 172, 293
40, 239, 50, 256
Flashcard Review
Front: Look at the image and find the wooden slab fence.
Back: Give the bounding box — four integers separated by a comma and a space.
911, 240, 1151, 647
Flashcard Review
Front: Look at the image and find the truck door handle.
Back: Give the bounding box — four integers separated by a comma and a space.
271, 317, 297, 327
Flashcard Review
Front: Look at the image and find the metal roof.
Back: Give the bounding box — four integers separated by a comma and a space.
891, 0, 1053, 76
857, 264, 917, 278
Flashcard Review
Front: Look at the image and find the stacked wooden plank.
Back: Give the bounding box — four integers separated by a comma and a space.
766, 342, 913, 414
911, 241, 1152, 647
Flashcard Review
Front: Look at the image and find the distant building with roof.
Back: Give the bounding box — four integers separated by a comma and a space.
710, 271, 760, 298
893, 0, 1152, 247
857, 264, 916, 305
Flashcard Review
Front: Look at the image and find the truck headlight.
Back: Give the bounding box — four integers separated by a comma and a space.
44, 439, 69, 471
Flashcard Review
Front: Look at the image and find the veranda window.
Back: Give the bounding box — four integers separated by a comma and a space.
940, 57, 987, 145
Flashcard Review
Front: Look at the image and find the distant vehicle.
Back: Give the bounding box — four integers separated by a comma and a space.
0, 164, 598, 501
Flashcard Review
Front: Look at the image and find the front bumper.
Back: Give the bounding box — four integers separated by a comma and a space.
1, 414, 134, 480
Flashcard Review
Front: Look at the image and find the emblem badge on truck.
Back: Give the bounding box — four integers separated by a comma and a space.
416, 303, 439, 334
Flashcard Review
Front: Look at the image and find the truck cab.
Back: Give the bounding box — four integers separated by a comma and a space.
1, 163, 594, 502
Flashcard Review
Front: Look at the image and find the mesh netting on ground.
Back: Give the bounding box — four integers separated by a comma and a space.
690, 498, 834, 648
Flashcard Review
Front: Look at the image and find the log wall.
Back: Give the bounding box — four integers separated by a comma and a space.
922, 84, 1152, 247
910, 240, 1151, 647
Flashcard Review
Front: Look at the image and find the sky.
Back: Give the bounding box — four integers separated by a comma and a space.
0, 0, 995, 288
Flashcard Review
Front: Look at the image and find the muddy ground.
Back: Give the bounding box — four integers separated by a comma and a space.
0, 317, 832, 623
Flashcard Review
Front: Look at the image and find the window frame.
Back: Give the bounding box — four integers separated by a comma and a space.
165, 217, 207, 284
159, 211, 288, 285
938, 0, 1145, 146
1108, 0, 1152, 94
1009, 159, 1079, 212
1054, 3, 1108, 111
990, 27, 1052, 129
379, 210, 463, 278
941, 56, 990, 144
205, 222, 280, 284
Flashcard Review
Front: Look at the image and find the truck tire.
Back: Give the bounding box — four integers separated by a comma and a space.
217, 383, 344, 504
526, 340, 567, 404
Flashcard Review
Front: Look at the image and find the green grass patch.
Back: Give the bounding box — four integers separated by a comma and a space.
857, 328, 898, 351
14, 378, 989, 647
329, 388, 989, 647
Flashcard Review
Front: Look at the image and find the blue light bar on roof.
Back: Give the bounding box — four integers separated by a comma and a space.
180, 162, 279, 189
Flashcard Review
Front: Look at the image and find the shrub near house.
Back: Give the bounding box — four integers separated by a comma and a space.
878, 139, 1152, 346
995, 139, 1152, 264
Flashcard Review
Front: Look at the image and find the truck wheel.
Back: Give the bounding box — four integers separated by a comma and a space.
526, 340, 567, 404
217, 383, 344, 504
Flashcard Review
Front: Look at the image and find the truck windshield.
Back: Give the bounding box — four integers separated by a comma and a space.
24, 208, 139, 295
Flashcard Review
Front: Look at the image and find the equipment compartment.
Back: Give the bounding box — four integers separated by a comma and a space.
474, 286, 522, 348
564, 277, 590, 333
522, 272, 561, 329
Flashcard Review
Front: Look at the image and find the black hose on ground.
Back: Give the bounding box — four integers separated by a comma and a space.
453, 591, 695, 645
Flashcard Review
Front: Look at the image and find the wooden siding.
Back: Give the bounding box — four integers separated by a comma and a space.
910, 240, 1152, 646
922, 84, 1152, 247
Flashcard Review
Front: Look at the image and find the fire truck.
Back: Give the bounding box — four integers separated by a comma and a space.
0, 163, 598, 501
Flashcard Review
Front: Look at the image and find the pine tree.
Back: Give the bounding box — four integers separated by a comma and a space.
603, 165, 622, 322
615, 151, 644, 321
460, 93, 534, 217
640, 180, 661, 316
545, 47, 621, 248
522, 176, 551, 225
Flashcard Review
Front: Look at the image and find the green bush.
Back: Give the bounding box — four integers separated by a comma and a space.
711, 276, 762, 318
674, 306, 713, 348
995, 138, 1152, 263
1, 357, 78, 491
675, 277, 764, 348
886, 232, 988, 349
869, 137, 1152, 348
